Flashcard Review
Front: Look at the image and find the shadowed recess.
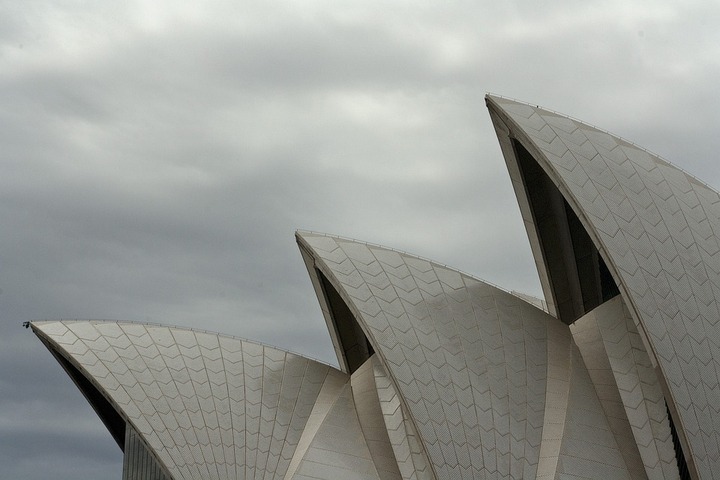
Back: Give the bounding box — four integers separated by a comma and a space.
512, 139, 619, 324
317, 269, 374, 374
47, 348, 126, 449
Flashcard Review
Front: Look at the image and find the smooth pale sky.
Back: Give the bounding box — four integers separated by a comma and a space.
2, 1, 719, 478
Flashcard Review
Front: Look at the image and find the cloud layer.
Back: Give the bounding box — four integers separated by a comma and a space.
2, 1, 719, 478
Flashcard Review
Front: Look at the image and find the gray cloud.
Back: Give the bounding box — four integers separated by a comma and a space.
2, 1, 719, 478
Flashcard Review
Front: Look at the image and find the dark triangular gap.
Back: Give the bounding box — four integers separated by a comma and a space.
513, 139, 619, 324
666, 401, 691, 480
50, 349, 126, 450
317, 269, 374, 374
599, 251, 621, 302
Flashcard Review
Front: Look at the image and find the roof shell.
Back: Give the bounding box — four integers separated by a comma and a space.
487, 94, 720, 479
297, 231, 643, 478
32, 320, 340, 480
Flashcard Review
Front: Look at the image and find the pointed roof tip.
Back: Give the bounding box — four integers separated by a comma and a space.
295, 229, 339, 245
296, 229, 332, 236
295, 229, 338, 243
296, 230, 371, 244
486, 94, 715, 190
484, 94, 546, 119
25, 321, 54, 335
484, 93, 531, 105
484, 93, 502, 107
298, 231, 540, 302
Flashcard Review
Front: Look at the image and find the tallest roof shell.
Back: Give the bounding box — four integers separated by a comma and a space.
487, 95, 720, 479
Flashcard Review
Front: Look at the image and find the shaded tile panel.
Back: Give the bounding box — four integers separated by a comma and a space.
290, 383, 382, 480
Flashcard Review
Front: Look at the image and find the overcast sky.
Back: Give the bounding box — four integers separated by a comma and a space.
2, 1, 719, 478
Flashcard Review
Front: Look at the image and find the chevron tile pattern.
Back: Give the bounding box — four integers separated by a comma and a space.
571, 296, 679, 480
298, 231, 552, 478
33, 321, 337, 480
34, 320, 445, 480
556, 341, 637, 479
124, 424, 172, 480
298, 231, 667, 479
570, 303, 650, 479
32, 95, 719, 480
351, 356, 404, 480
372, 357, 435, 480
488, 94, 720, 478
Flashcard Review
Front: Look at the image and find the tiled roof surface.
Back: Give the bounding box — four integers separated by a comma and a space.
488, 95, 719, 478
33, 321, 336, 480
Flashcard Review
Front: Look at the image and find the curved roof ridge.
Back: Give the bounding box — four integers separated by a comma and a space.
486, 93, 717, 191
296, 229, 538, 302
31, 318, 338, 369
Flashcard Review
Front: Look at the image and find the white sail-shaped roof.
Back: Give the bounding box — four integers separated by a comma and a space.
31, 94, 717, 480
487, 94, 719, 479
32, 321, 342, 480
297, 231, 647, 479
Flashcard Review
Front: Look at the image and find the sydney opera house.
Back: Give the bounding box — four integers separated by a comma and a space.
31, 96, 720, 479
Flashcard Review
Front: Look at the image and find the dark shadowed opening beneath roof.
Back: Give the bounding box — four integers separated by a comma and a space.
667, 401, 692, 480
50, 349, 126, 450
317, 269, 374, 374
513, 139, 620, 324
